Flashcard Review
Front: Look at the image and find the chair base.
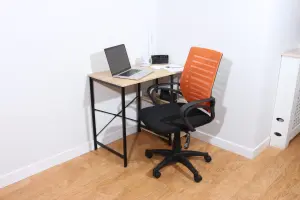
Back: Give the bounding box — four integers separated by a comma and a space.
145, 149, 212, 183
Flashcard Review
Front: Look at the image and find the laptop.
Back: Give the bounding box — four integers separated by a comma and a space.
104, 44, 153, 80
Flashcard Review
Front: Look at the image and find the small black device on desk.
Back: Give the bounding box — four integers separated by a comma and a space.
151, 55, 169, 64
151, 55, 174, 101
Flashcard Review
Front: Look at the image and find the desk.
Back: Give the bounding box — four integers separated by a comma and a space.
89, 67, 181, 167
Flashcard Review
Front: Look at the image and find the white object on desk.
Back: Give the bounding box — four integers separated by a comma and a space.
165, 67, 183, 73
167, 64, 183, 68
151, 64, 169, 69
140, 56, 151, 67
151, 64, 184, 72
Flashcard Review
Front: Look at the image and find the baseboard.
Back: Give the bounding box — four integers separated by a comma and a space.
0, 125, 137, 188
252, 137, 271, 158
1, 127, 269, 188
101, 125, 137, 145
192, 130, 270, 159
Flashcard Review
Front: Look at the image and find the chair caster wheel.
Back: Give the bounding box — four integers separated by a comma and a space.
194, 174, 202, 183
204, 155, 212, 163
153, 170, 161, 179
145, 150, 153, 159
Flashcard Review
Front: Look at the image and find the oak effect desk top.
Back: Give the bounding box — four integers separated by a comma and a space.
89, 68, 179, 87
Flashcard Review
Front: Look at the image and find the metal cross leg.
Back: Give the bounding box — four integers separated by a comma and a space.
89, 74, 175, 168
89, 78, 141, 167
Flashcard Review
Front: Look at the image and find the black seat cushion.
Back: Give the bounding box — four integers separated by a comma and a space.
140, 103, 211, 136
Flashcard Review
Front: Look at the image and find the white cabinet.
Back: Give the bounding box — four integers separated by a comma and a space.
270, 49, 300, 149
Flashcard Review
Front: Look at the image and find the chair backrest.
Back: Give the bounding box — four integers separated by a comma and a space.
180, 47, 223, 103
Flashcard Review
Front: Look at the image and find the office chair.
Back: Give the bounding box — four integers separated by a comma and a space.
140, 47, 223, 182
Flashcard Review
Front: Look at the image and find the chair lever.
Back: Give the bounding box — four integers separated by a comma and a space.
184, 132, 190, 149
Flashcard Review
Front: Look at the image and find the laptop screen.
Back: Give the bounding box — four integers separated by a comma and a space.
104, 44, 131, 76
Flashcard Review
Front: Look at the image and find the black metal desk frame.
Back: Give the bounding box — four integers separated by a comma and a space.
89, 75, 174, 167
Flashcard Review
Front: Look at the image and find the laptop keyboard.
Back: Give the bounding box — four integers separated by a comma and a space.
119, 69, 141, 77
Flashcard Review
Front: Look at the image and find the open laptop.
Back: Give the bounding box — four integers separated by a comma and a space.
104, 44, 153, 80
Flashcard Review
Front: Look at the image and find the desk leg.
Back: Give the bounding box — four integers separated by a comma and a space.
155, 78, 159, 92
170, 75, 174, 103
89, 77, 98, 151
169, 75, 174, 146
137, 83, 141, 132
121, 87, 128, 167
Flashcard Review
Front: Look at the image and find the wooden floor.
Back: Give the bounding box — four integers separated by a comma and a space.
1, 132, 300, 200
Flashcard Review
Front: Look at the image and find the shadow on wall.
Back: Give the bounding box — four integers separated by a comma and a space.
196, 57, 232, 137
87, 51, 120, 104
83, 50, 137, 144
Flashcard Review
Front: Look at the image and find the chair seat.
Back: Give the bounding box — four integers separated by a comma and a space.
140, 103, 211, 136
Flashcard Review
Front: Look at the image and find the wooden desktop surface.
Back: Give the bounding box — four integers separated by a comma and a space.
89, 67, 180, 87
282, 48, 300, 59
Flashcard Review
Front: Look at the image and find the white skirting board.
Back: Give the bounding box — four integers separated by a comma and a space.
1, 127, 269, 188
0, 126, 137, 188
192, 130, 270, 159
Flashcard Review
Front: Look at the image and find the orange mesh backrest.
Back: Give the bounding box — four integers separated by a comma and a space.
180, 47, 223, 103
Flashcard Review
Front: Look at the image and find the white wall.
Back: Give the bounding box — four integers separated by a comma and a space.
0, 0, 155, 187
156, 0, 300, 154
